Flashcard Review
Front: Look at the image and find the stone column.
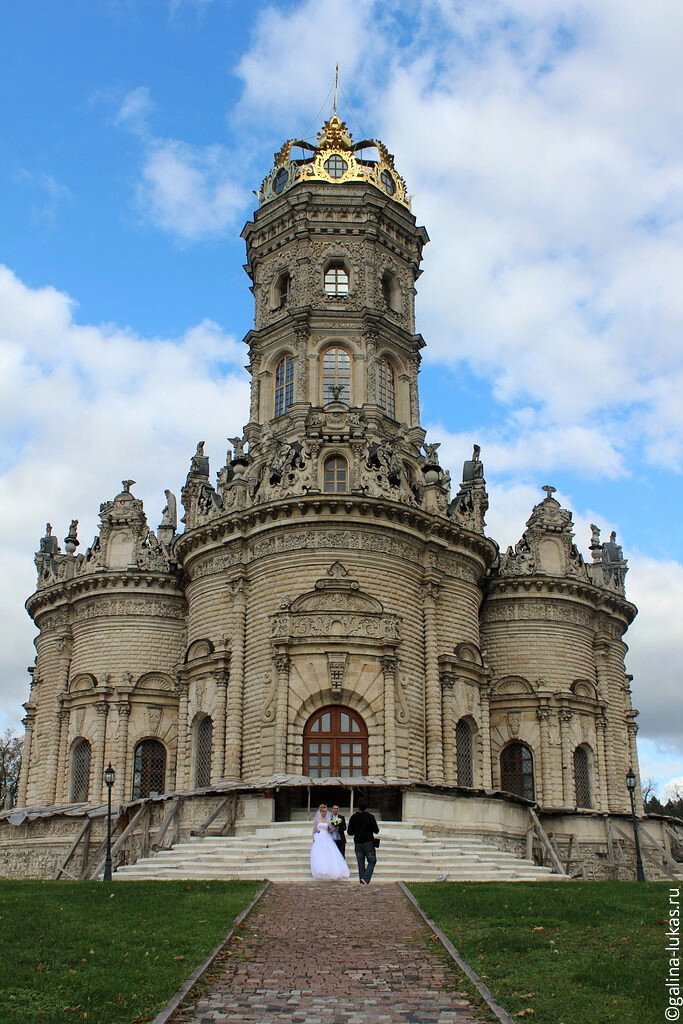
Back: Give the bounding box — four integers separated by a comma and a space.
364, 328, 378, 405
94, 702, 110, 804
295, 326, 309, 403
213, 671, 229, 781
54, 701, 70, 803
595, 714, 608, 812
273, 653, 291, 773
559, 709, 574, 807
409, 354, 421, 426
381, 654, 398, 780
479, 684, 493, 788
225, 578, 248, 779
422, 582, 444, 784
114, 702, 131, 804
627, 721, 644, 814
536, 707, 552, 807
440, 674, 456, 786
16, 711, 35, 808
44, 635, 71, 804
174, 679, 190, 790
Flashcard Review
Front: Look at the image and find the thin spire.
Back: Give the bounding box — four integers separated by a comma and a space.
332, 63, 339, 114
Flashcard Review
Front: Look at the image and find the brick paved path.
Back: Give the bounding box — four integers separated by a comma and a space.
171, 882, 487, 1023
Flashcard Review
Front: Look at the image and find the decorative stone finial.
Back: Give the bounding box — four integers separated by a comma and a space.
122, 480, 135, 493
541, 484, 557, 498
64, 519, 79, 555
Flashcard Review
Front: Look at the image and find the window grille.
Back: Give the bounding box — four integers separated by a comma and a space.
324, 263, 349, 296
323, 455, 348, 493
132, 739, 166, 800
70, 739, 91, 802
574, 746, 593, 808
500, 742, 535, 800
456, 719, 474, 787
195, 716, 213, 789
377, 358, 396, 418
322, 346, 351, 403
274, 354, 295, 416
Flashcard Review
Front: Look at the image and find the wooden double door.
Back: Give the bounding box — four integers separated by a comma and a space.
303, 706, 368, 778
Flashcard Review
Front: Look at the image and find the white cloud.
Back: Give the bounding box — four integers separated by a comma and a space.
113, 87, 248, 240
0, 265, 249, 729
15, 171, 73, 229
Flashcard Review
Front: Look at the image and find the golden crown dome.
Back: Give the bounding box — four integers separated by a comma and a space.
260, 115, 410, 208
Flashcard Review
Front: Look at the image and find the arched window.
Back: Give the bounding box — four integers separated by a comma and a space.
274, 270, 291, 308
303, 706, 368, 778
381, 270, 401, 312
377, 358, 396, 418
70, 739, 91, 802
322, 346, 351, 403
574, 745, 593, 808
132, 739, 166, 800
323, 455, 348, 493
324, 261, 349, 296
500, 742, 535, 800
274, 354, 295, 416
455, 718, 474, 787
194, 716, 213, 789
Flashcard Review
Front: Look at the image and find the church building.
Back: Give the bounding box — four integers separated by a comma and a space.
10, 114, 653, 876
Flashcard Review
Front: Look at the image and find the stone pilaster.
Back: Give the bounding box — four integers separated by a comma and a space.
16, 711, 35, 808
213, 671, 229, 780
273, 653, 291, 773
381, 654, 398, 780
422, 581, 444, 784
440, 673, 456, 785
94, 702, 109, 804
294, 326, 309, 403
627, 720, 643, 814
479, 685, 493, 788
536, 707, 551, 806
174, 679, 190, 790
559, 709, 574, 807
54, 701, 70, 803
114, 702, 131, 803
594, 714, 608, 812
225, 578, 248, 779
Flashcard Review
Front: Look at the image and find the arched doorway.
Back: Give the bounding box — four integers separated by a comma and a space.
303, 706, 368, 778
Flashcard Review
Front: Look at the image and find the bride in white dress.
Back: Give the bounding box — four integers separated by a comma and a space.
310, 804, 350, 880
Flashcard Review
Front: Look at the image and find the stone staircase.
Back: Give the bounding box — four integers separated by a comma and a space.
113, 821, 564, 882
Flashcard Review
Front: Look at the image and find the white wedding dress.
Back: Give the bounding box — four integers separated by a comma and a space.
310, 820, 350, 880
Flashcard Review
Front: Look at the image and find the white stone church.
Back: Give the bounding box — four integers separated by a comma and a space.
5, 115, 678, 882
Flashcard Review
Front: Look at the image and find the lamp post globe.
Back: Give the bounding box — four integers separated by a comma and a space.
103, 762, 116, 883
625, 766, 646, 883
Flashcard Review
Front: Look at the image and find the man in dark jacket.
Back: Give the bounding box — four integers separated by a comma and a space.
329, 804, 347, 858
347, 799, 379, 884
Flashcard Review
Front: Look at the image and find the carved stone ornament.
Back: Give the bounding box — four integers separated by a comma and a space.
507, 711, 521, 738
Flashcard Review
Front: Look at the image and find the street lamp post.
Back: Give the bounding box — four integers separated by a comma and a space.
103, 762, 116, 882
625, 766, 646, 882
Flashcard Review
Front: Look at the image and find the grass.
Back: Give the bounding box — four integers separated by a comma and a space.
0, 879, 262, 1024
409, 880, 676, 1024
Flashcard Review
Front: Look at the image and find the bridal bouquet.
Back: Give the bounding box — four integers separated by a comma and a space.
331, 815, 342, 826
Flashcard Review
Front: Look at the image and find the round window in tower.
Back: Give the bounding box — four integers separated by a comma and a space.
324, 155, 348, 179
380, 170, 396, 195
273, 167, 289, 194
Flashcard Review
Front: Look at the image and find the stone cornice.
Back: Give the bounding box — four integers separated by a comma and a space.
483, 574, 636, 626
174, 492, 498, 570
26, 570, 185, 620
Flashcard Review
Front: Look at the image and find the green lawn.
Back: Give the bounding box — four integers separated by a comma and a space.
410, 881, 675, 1024
0, 879, 262, 1024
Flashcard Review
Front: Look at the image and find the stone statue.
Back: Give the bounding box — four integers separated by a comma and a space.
64, 519, 79, 555
161, 490, 177, 531
190, 441, 210, 477
122, 479, 135, 493
590, 523, 601, 547
228, 436, 246, 461
423, 441, 441, 463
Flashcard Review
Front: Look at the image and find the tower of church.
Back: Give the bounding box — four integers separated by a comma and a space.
16, 115, 643, 832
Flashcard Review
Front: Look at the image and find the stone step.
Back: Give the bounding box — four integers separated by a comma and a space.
113, 821, 563, 883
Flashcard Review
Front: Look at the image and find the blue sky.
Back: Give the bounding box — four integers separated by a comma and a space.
1, 0, 681, 799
